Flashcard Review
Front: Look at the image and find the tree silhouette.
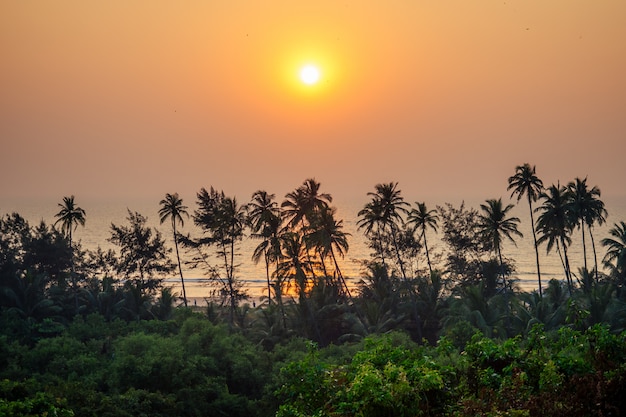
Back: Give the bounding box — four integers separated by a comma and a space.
507, 163, 544, 296
282, 178, 332, 285
193, 187, 248, 324
307, 205, 351, 298
54, 195, 86, 250
408, 202, 439, 275
109, 210, 175, 297
567, 177, 607, 282
478, 198, 523, 291
159, 192, 189, 306
359, 182, 409, 279
535, 184, 574, 294
248, 190, 282, 304
602, 221, 626, 291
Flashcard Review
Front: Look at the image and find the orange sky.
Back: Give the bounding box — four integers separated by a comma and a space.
1, 1, 625, 207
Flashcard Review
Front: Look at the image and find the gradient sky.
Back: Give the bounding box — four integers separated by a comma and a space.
2, 1, 625, 208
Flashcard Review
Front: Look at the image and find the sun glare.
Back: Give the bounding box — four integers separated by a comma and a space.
299, 65, 320, 85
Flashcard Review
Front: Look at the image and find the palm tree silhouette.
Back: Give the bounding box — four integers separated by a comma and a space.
307, 205, 351, 297
357, 198, 388, 267
407, 202, 439, 276
507, 163, 544, 296
282, 178, 332, 284
359, 183, 422, 339
602, 221, 626, 287
535, 184, 575, 294
158, 193, 189, 307
248, 190, 282, 304
282, 178, 332, 229
478, 198, 523, 291
54, 195, 86, 250
567, 177, 607, 282
54, 195, 86, 311
359, 182, 409, 279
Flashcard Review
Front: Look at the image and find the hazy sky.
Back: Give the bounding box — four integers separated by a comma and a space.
2, 1, 625, 207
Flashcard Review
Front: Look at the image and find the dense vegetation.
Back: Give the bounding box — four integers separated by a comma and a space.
2, 164, 626, 416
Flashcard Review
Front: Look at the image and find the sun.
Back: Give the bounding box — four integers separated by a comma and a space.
299, 64, 320, 85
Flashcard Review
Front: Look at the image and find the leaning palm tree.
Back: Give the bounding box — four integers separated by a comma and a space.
407, 202, 439, 275
535, 184, 575, 294
602, 221, 626, 287
54, 195, 86, 250
248, 190, 282, 304
507, 163, 544, 296
567, 177, 607, 281
159, 193, 189, 306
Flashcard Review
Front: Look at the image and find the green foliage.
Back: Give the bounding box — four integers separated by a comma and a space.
0, 379, 74, 417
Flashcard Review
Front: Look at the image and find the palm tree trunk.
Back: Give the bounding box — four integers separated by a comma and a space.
376, 225, 387, 267
589, 228, 599, 283
528, 196, 543, 297
497, 245, 512, 337
172, 222, 188, 307
391, 225, 407, 280
559, 238, 573, 294
330, 247, 351, 298
581, 222, 588, 272
264, 250, 272, 305
422, 228, 433, 276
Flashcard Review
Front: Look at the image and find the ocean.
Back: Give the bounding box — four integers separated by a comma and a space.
2, 196, 625, 300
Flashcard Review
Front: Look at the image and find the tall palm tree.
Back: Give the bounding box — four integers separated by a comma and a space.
359, 183, 422, 339
535, 184, 575, 294
507, 163, 544, 296
407, 202, 439, 275
478, 198, 523, 291
54, 195, 86, 249
602, 221, 626, 286
307, 205, 351, 297
54, 195, 86, 311
567, 177, 607, 281
159, 193, 189, 307
248, 190, 282, 304
360, 182, 409, 279
281, 178, 332, 283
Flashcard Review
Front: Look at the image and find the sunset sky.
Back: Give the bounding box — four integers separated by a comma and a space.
2, 1, 625, 208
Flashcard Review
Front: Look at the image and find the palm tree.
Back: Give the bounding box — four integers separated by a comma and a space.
281, 178, 332, 283
535, 184, 575, 294
407, 202, 439, 275
360, 182, 409, 279
159, 192, 189, 306
602, 221, 626, 287
507, 163, 544, 296
359, 182, 422, 339
567, 177, 607, 282
357, 198, 388, 267
54, 195, 86, 311
307, 205, 351, 297
282, 178, 332, 230
54, 195, 86, 250
478, 198, 523, 291
248, 190, 282, 304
